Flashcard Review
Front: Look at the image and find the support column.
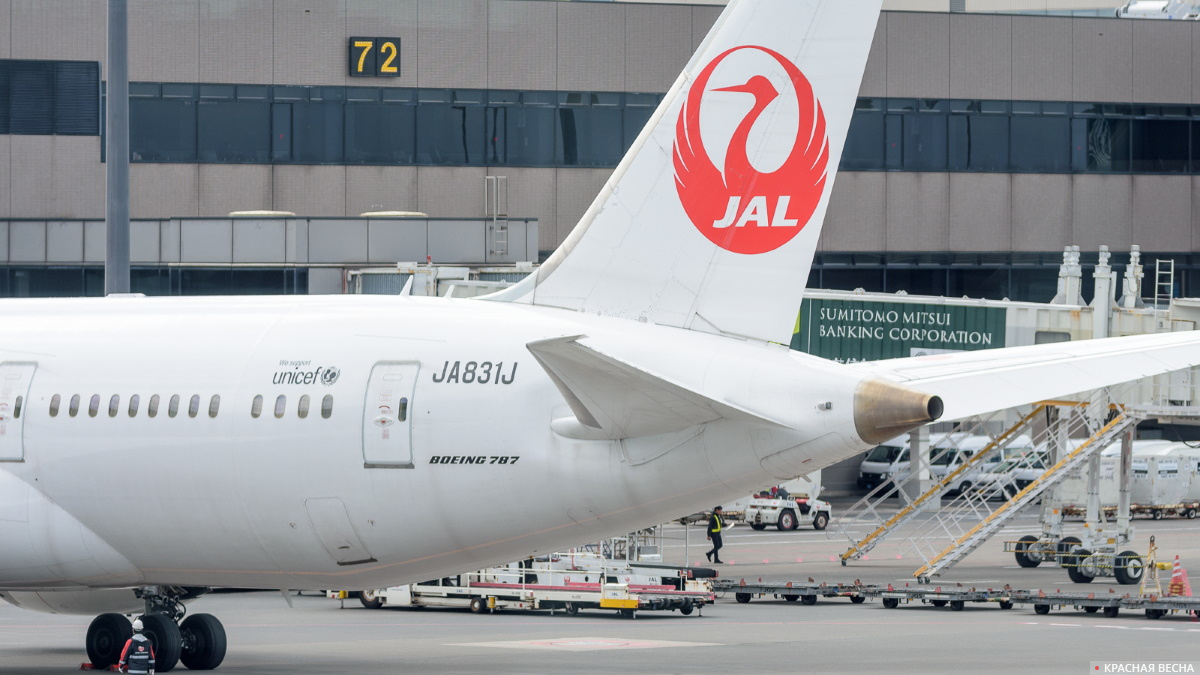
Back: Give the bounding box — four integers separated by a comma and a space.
1039, 407, 1065, 540
903, 426, 934, 509
105, 0, 130, 295
1117, 428, 1134, 545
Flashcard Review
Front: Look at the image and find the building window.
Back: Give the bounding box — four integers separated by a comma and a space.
0, 59, 101, 136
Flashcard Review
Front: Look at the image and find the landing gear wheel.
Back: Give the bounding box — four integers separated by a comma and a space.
179, 613, 227, 671
469, 597, 487, 614
1015, 535, 1042, 568
750, 523, 767, 531
783, 595, 799, 602
930, 600, 948, 607
359, 590, 383, 609
950, 600, 965, 611
1034, 604, 1050, 615
801, 595, 817, 606
86, 613, 132, 670
140, 613, 183, 673
1057, 536, 1081, 568
1146, 609, 1167, 620
882, 598, 899, 609
1114, 551, 1144, 586
850, 596, 866, 604
812, 512, 829, 531
1066, 549, 1095, 584
563, 602, 579, 616
999, 601, 1014, 610
777, 510, 797, 531
735, 593, 752, 604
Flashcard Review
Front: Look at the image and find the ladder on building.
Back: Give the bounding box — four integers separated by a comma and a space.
909, 392, 1144, 582
1153, 258, 1175, 315
485, 175, 510, 256
838, 405, 1048, 565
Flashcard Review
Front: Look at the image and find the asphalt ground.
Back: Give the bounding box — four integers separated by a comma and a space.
3, 502, 1199, 674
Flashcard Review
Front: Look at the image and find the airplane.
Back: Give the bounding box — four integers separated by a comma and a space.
3, 0, 1200, 671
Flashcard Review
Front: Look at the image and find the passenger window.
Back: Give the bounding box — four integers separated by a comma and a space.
69, 394, 81, 417
148, 394, 160, 418
274, 395, 286, 419
13, 396, 22, 419
108, 395, 120, 417
398, 397, 408, 422
251, 395, 263, 418
88, 395, 100, 417
321, 395, 333, 419
298, 394, 310, 419
49, 394, 61, 417
188, 395, 200, 418
168, 394, 180, 418
209, 395, 220, 418
128, 394, 140, 417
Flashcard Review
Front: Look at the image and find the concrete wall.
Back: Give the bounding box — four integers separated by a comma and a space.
2, 3, 1197, 254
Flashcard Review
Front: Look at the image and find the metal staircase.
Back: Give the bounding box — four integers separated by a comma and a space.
838, 405, 1047, 565
909, 395, 1143, 582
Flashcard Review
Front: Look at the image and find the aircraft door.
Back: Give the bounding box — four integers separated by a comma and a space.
362, 361, 419, 468
0, 362, 36, 462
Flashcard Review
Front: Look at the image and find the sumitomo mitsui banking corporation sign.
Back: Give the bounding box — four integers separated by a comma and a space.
791, 298, 1007, 363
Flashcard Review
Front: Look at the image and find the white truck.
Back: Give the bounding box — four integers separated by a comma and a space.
743, 477, 832, 531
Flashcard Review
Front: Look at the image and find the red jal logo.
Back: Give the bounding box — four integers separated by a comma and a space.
673, 46, 829, 255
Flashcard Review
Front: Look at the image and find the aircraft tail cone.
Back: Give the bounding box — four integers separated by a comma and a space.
853, 378, 943, 445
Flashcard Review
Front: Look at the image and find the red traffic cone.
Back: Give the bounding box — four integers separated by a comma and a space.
1168, 555, 1192, 598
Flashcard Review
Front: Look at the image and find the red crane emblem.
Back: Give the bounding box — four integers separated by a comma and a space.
673, 45, 829, 255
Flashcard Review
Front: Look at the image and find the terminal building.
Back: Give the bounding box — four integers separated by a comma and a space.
2, 0, 1200, 301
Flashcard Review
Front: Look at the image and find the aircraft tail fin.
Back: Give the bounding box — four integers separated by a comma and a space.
489, 0, 882, 345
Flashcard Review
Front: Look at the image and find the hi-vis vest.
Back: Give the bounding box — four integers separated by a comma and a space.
710, 514, 722, 533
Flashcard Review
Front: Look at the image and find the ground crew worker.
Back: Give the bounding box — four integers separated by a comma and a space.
706, 505, 724, 564
118, 618, 155, 675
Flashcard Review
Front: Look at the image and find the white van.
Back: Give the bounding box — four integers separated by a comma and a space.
857, 432, 983, 493
857, 435, 910, 491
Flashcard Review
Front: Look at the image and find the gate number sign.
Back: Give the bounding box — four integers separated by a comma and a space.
349, 37, 401, 77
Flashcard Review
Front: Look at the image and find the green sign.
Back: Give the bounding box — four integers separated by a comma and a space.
791, 298, 1007, 363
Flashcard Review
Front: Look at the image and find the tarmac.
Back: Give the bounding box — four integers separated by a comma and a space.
3, 501, 1200, 674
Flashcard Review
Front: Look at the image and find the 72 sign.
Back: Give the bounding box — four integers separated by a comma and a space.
349, 37, 401, 77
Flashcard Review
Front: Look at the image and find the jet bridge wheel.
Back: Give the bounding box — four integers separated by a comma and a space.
179, 613, 227, 671
1114, 551, 1145, 586
1014, 535, 1042, 568
1065, 549, 1095, 584
139, 613, 183, 672
86, 613, 133, 670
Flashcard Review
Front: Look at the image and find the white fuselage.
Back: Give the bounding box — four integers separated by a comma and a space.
0, 295, 871, 593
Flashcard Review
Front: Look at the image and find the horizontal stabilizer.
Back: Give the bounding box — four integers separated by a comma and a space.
847, 331, 1200, 421
526, 335, 781, 440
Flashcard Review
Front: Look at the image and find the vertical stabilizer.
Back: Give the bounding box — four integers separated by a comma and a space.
490, 0, 882, 344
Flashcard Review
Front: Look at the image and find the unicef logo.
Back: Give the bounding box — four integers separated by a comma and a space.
321, 367, 341, 386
